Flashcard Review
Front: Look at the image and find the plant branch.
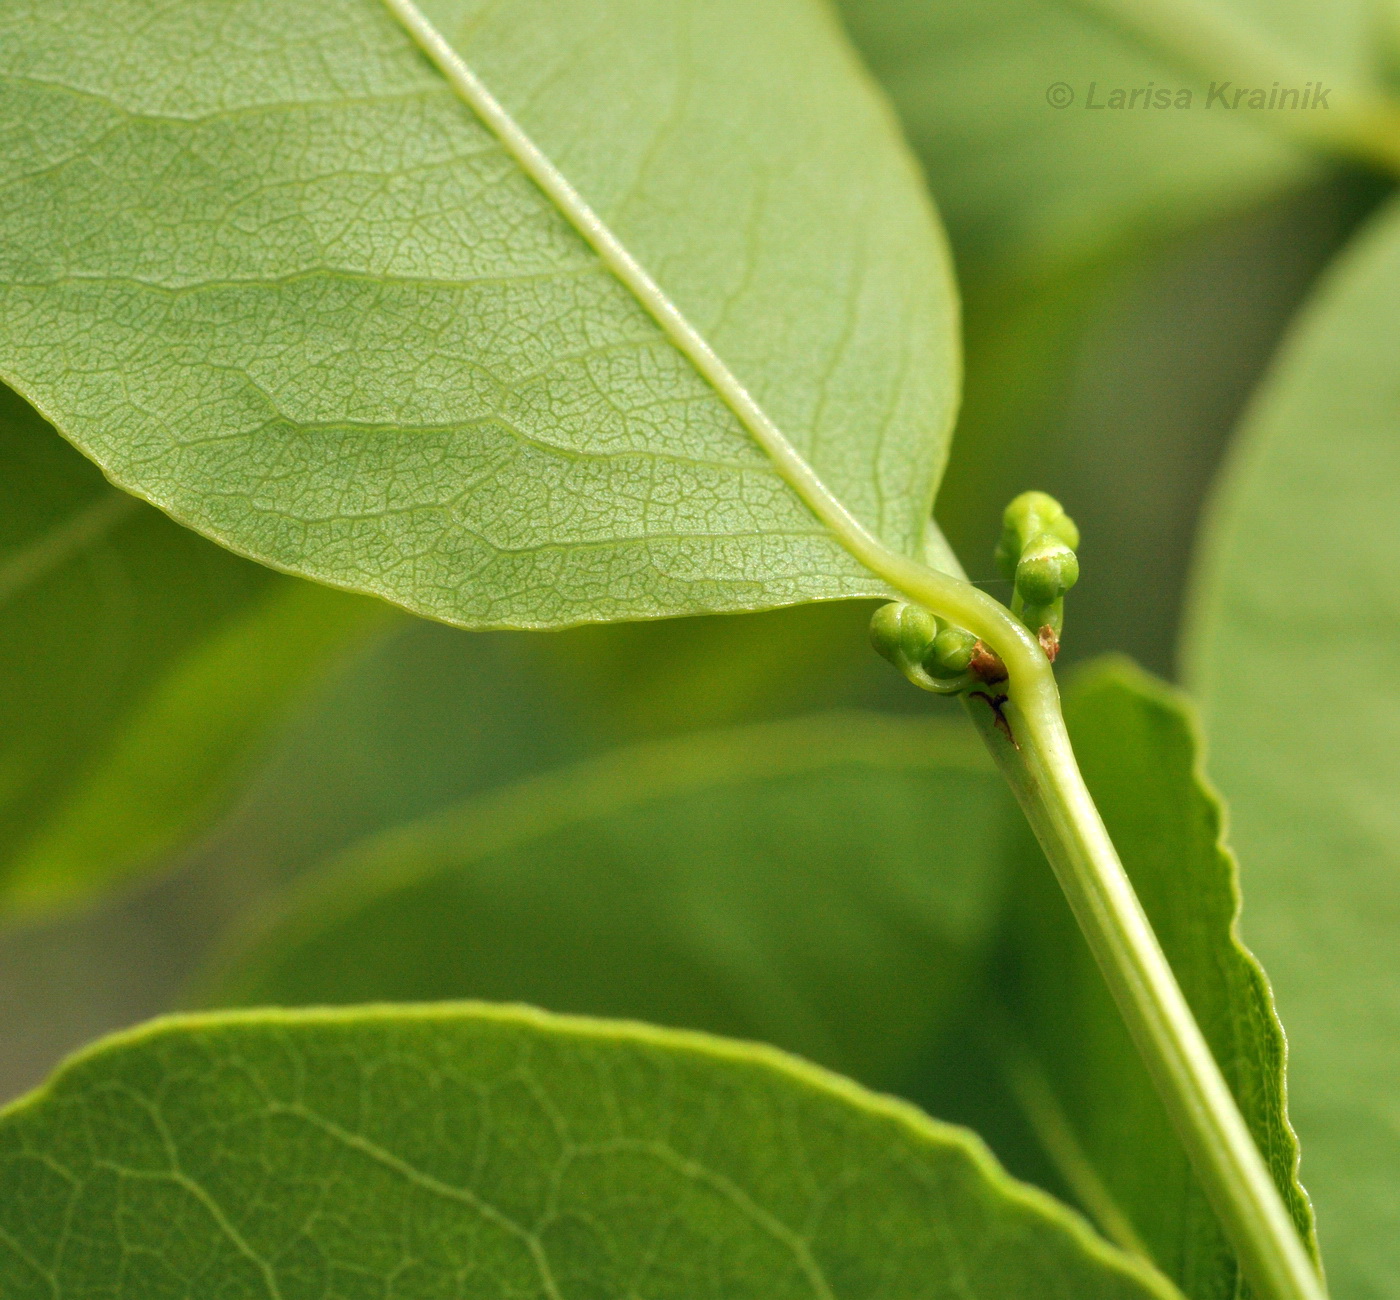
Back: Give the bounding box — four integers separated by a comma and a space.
874, 551, 1324, 1300
963, 692, 1324, 1300
385, 5, 1325, 1281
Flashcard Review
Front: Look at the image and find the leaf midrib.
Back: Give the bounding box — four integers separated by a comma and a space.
378, 0, 898, 577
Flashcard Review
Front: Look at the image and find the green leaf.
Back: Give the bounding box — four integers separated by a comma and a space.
200, 713, 1010, 1095
982, 659, 1315, 1297
0, 0, 958, 628
0, 380, 396, 920
0, 1004, 1183, 1300
193, 673, 1319, 1298
1184, 193, 1400, 1297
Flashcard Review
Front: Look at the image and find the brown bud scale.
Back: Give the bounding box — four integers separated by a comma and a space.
969, 641, 1009, 684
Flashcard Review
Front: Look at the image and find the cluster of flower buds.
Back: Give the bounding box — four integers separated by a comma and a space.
870, 490, 1080, 693
994, 490, 1080, 659
868, 601, 980, 694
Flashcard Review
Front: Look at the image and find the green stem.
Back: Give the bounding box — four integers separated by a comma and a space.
970, 693, 1323, 1300
398, 2, 1326, 1269
867, 550, 1324, 1300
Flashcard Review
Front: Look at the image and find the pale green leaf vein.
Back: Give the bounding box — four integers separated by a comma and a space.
582, 1138, 836, 1300
266, 1102, 564, 1300
376, 0, 895, 571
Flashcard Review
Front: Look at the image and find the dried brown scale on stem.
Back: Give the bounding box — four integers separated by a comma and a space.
1038, 625, 1060, 662
969, 641, 1009, 683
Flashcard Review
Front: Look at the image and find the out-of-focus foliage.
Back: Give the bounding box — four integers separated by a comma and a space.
837, 0, 1310, 294
836, 0, 1376, 671
202, 714, 1008, 1094
0, 381, 393, 921
0, 581, 923, 1102
1186, 193, 1400, 1299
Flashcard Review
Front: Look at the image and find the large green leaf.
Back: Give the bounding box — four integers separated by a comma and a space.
201, 714, 1009, 1095
0, 381, 394, 920
0, 1005, 1182, 1299
0, 0, 958, 627
1184, 193, 1400, 1299
985, 660, 1314, 1297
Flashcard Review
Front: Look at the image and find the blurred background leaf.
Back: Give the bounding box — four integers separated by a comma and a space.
837, 0, 1386, 671
837, 0, 1311, 294
0, 381, 395, 921
200, 713, 1010, 1097
1185, 192, 1400, 1300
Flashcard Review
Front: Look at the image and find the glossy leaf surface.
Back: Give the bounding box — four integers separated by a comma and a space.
0, 0, 959, 627
0, 1004, 1184, 1299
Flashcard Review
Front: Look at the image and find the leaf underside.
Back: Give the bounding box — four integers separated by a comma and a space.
0, 0, 960, 627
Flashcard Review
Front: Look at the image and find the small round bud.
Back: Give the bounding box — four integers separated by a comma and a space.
870, 604, 976, 694
1015, 554, 1064, 607
996, 491, 1080, 585
1015, 542, 1079, 606
869, 602, 906, 667
869, 601, 938, 669
929, 625, 977, 677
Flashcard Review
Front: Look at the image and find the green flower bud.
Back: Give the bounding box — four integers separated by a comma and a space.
869, 601, 938, 669
1015, 539, 1079, 606
870, 603, 976, 694
929, 624, 978, 677
994, 490, 1080, 645
997, 491, 1080, 577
